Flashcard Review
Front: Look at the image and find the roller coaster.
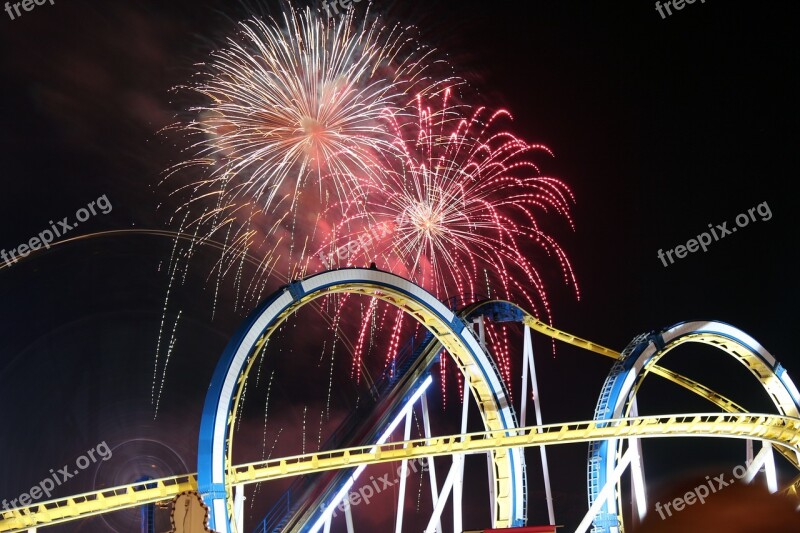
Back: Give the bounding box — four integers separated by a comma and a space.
2, 267, 799, 533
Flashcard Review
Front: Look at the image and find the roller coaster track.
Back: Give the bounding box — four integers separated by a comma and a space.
197, 269, 530, 532
226, 413, 800, 484
586, 322, 800, 532
469, 301, 754, 417
2, 269, 798, 533
2, 413, 799, 533
258, 297, 773, 532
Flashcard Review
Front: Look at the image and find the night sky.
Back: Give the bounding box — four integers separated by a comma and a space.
1, 1, 798, 532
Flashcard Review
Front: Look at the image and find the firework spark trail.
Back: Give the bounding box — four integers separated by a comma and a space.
350, 297, 378, 381
154, 310, 181, 418
310, 91, 579, 380
156, 7, 454, 402
151, 216, 187, 411
155, 4, 582, 485
315, 91, 578, 315
155, 1, 404, 426
163, 6, 449, 287
260, 370, 275, 460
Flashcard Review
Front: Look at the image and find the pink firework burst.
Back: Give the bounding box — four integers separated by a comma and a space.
312, 90, 580, 386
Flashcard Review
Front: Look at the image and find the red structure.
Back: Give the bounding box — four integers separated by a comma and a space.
466, 527, 559, 533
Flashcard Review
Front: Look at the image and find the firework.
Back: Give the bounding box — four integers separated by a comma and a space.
311, 90, 580, 384
171, 5, 440, 219
317, 90, 579, 314
158, 4, 578, 419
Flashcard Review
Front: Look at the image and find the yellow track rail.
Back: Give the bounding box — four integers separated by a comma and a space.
0, 475, 196, 533
228, 413, 800, 484
2, 303, 787, 532
6, 238, 796, 531
3, 413, 798, 533
521, 314, 620, 359
519, 311, 757, 426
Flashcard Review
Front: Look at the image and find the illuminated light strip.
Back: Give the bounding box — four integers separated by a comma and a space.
308, 375, 434, 533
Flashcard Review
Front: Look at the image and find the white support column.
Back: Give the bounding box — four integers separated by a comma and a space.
524, 325, 556, 525
575, 446, 636, 533
394, 409, 414, 533
742, 442, 778, 493
474, 316, 486, 348
425, 460, 461, 533
345, 502, 355, 533
453, 379, 469, 533
521, 328, 530, 427
323, 515, 332, 533
421, 393, 442, 533
628, 397, 647, 524
233, 485, 245, 533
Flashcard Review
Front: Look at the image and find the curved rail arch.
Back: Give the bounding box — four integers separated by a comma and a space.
588, 321, 800, 532
4, 299, 800, 532
197, 268, 526, 532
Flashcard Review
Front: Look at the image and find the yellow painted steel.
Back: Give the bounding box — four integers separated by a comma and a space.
606, 330, 800, 531
485, 302, 800, 531
627, 333, 800, 469
468, 302, 751, 416
520, 313, 620, 359
636, 333, 799, 418
490, 303, 756, 425
226, 413, 800, 485
0, 475, 196, 533
4, 294, 796, 532
519, 309, 800, 529
224, 284, 521, 529
4, 413, 799, 533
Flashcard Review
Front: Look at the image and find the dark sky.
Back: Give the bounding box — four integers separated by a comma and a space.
1, 1, 798, 531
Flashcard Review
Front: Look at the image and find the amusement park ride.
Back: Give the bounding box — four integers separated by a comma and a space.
1, 267, 799, 533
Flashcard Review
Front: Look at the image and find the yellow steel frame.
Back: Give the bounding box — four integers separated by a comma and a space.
520, 311, 751, 414
0, 475, 197, 533
227, 413, 800, 485
3, 294, 797, 532
3, 413, 799, 533
220, 281, 525, 530
474, 303, 800, 532
608, 330, 800, 531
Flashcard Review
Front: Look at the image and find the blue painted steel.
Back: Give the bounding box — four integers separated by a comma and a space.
586, 332, 654, 531
586, 322, 800, 533
197, 269, 525, 533
465, 301, 525, 324
197, 286, 290, 529
134, 476, 156, 533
